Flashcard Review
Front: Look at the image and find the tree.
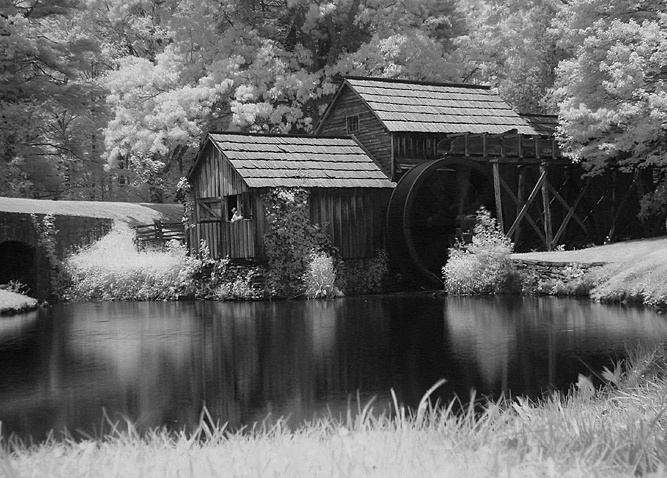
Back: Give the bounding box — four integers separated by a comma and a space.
553, 0, 667, 222
452, 0, 566, 113
0, 0, 108, 199
97, 0, 465, 199
553, 1, 667, 173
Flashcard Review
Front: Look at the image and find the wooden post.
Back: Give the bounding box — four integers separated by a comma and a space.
540, 163, 553, 250
515, 167, 526, 243
390, 135, 396, 181
506, 170, 547, 244
492, 160, 504, 232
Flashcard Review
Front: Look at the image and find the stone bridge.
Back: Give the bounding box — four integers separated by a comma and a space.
0, 198, 183, 301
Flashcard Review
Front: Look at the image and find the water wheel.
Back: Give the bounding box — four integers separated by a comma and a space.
386, 158, 493, 287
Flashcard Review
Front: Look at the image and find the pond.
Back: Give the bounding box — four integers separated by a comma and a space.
1, 295, 667, 443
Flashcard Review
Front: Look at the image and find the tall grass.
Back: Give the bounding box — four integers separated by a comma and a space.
64, 224, 266, 301
0, 289, 38, 314
64, 224, 192, 301
5, 348, 667, 477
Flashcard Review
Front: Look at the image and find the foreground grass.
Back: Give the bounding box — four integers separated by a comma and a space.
5, 350, 667, 477
0, 290, 38, 315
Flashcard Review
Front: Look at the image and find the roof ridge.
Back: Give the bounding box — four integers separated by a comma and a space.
519, 113, 558, 118
344, 76, 492, 90
208, 131, 354, 140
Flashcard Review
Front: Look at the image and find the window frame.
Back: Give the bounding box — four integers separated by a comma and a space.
346, 115, 360, 134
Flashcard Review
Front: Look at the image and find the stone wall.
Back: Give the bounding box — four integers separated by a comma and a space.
0, 212, 113, 301
512, 259, 606, 282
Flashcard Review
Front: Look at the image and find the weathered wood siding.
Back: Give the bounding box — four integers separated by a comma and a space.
393, 133, 447, 167
191, 143, 249, 222
189, 219, 256, 259
189, 143, 258, 258
310, 188, 391, 259
189, 187, 390, 261
318, 88, 393, 176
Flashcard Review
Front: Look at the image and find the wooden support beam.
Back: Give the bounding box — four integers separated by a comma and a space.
492, 161, 504, 232
540, 163, 554, 250
497, 170, 546, 243
506, 170, 548, 245
547, 183, 589, 233
515, 168, 526, 242
608, 178, 638, 241
551, 179, 590, 246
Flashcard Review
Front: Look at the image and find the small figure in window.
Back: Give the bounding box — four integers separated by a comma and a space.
231, 207, 243, 222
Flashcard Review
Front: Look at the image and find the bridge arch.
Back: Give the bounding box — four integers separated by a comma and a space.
386, 158, 494, 287
0, 241, 39, 296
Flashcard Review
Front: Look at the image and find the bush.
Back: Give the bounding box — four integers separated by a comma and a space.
64, 225, 192, 301
336, 249, 389, 295
263, 188, 336, 298
442, 207, 516, 295
303, 251, 340, 299
64, 225, 265, 301
190, 243, 265, 300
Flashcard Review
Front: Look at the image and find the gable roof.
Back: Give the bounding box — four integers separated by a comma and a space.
202, 132, 394, 189
322, 77, 538, 136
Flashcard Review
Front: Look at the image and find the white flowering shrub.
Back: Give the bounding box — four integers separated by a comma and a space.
64, 225, 191, 301
303, 251, 340, 299
64, 225, 264, 301
443, 207, 516, 295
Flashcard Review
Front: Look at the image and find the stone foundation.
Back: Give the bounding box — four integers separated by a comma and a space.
512, 259, 606, 282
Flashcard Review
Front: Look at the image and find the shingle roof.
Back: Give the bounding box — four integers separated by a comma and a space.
344, 77, 537, 135
520, 114, 559, 136
207, 133, 394, 189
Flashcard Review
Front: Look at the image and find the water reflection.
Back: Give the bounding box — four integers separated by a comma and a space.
0, 311, 38, 346
444, 296, 667, 398
1, 296, 667, 442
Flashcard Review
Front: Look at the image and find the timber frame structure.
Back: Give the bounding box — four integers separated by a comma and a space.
316, 77, 650, 284
187, 77, 652, 286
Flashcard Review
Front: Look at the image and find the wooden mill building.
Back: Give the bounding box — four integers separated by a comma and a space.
314, 77, 647, 284
188, 77, 649, 285
186, 133, 394, 261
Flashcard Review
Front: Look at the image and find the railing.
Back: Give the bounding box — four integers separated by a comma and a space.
134, 221, 186, 247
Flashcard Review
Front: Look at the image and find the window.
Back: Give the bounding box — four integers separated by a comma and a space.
197, 198, 224, 222
346, 115, 359, 134
226, 195, 238, 221
225, 193, 252, 221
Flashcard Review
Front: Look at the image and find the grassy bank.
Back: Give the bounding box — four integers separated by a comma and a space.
0, 290, 38, 315
514, 236, 667, 310
3, 348, 667, 477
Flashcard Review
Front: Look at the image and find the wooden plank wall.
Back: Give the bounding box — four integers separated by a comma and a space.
317, 89, 393, 176
190, 143, 257, 258
310, 188, 391, 259
192, 145, 248, 222
189, 220, 255, 259
393, 133, 445, 165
